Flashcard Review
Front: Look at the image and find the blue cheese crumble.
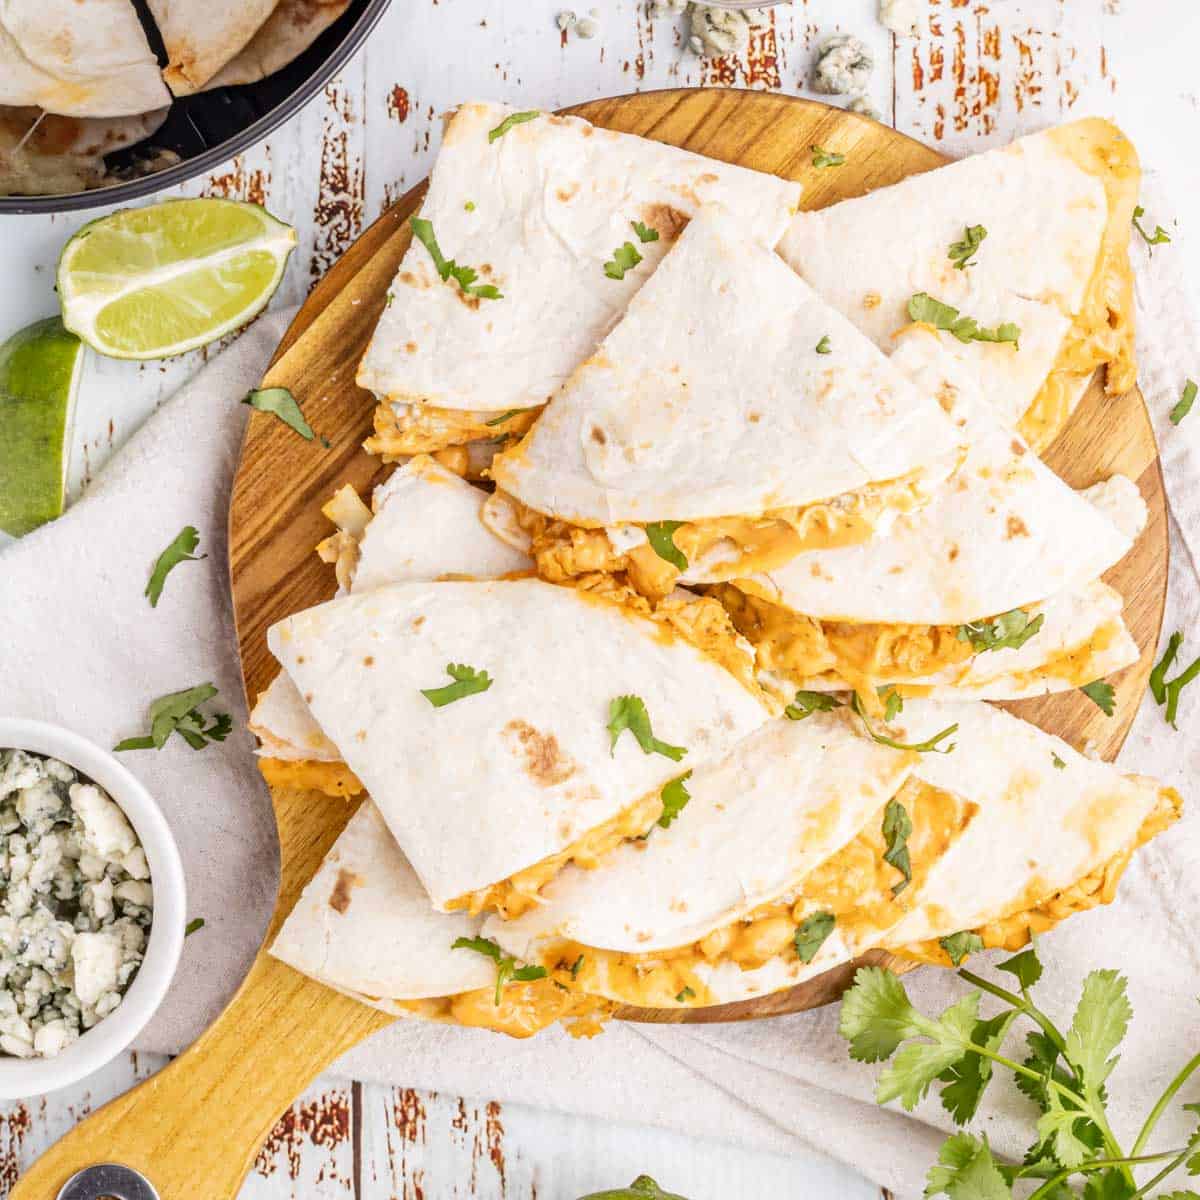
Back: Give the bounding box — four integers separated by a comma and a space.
0, 750, 152, 1058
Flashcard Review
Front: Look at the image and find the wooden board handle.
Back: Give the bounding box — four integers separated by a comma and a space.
11, 950, 392, 1199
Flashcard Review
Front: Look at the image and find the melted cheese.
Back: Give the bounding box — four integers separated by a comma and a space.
365, 399, 540, 460
258, 757, 364, 798
897, 785, 1181, 966
546, 779, 973, 1009
1017, 122, 1140, 452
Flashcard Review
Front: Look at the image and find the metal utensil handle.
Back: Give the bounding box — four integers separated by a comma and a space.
57, 1164, 159, 1200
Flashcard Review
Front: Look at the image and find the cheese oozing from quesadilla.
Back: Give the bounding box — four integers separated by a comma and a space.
358, 101, 802, 458
778, 119, 1139, 452
487, 209, 964, 597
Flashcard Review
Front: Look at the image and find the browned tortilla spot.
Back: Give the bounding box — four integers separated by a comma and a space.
329, 868, 363, 914
504, 720, 578, 786
1006, 515, 1030, 539
638, 203, 689, 239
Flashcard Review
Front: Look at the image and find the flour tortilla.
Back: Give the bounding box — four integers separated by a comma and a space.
249, 455, 531, 762
204, 0, 351, 89
883, 700, 1176, 946
146, 0, 281, 95
357, 101, 802, 416
271, 801, 495, 1001
777, 120, 1139, 444
490, 209, 961, 534
0, 1, 169, 118
268, 578, 769, 909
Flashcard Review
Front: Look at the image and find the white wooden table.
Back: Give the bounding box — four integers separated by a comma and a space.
1, 0, 1196, 1194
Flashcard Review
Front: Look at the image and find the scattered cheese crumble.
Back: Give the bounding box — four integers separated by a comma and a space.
812, 35, 875, 96
0, 750, 153, 1058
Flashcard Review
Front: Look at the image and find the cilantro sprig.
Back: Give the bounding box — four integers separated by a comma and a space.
658, 772, 692, 828
410, 216, 502, 299
145, 526, 205, 607
488, 110, 541, 143
908, 293, 1020, 348
850, 692, 958, 754
243, 387, 315, 440
421, 663, 493, 708
1149, 631, 1200, 728
452, 936, 546, 1005
948, 224, 987, 270
1132, 205, 1171, 248
631, 220, 660, 244
115, 684, 232, 752
1080, 679, 1116, 717
784, 690, 842, 721
815, 335, 832, 354
484, 406, 537, 427
881, 797, 913, 896
956, 609, 1045, 654
1171, 380, 1197, 427
604, 241, 643, 280
185, 917, 206, 936
811, 145, 846, 168
841, 944, 1200, 1199
607, 696, 686, 761
794, 912, 836, 963
644, 521, 688, 570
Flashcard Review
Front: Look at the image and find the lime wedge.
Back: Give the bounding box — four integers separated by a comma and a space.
0, 317, 83, 537
57, 199, 296, 360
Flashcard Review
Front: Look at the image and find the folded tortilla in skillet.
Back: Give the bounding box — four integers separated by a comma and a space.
267, 576, 771, 917
777, 119, 1140, 452
357, 100, 802, 459
486, 209, 964, 596
203, 0, 350, 89
709, 330, 1144, 706
0, 1, 170, 118
146, 0, 281, 95
270, 800, 610, 1038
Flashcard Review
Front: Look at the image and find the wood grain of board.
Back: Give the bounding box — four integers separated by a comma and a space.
10, 89, 1166, 1200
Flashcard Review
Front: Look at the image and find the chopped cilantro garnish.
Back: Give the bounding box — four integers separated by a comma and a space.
907, 293, 1020, 348
785, 691, 843, 721
421, 663, 493, 708
410, 216, 502, 299
815, 335, 832, 354
948, 224, 987, 270
1051, 752, 1067, 770
939, 931, 984, 966
1150, 632, 1182, 705
607, 696, 686, 761
604, 241, 643, 280
243, 387, 315, 440
145, 525, 205, 608
464, 200, 476, 212
487, 110, 541, 143
879, 686, 904, 722
882, 798, 913, 896
631, 220, 660, 244
794, 912, 836, 963
851, 693, 958, 755
658, 772, 692, 828
1170, 379, 1197, 426
485, 406, 536, 426
1155, 635, 1200, 729
644, 521, 687, 570
184, 918, 206, 936
1080, 679, 1115, 716
1132, 204, 1171, 247
955, 609, 1045, 654
452, 936, 546, 1005
114, 684, 231, 752
811, 145, 846, 168
570, 954, 585, 979
675, 986, 696, 1002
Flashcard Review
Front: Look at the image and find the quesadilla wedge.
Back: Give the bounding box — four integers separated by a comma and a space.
250, 454, 531, 795
267, 577, 771, 917
880, 700, 1181, 963
486, 210, 963, 598
778, 119, 1140, 451
271, 799, 611, 1038
708, 332, 1144, 706
0, 1, 170, 118
357, 101, 801, 460
146, 0, 280, 95
487, 709, 975, 1008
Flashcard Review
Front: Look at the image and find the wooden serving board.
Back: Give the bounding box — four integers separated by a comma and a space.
13, 90, 1166, 1200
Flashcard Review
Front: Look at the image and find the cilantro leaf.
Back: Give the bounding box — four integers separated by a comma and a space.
145, 526, 205, 608
811, 144, 845, 168
410, 216, 502, 299
243, 388, 314, 440
421, 663, 493, 708
882, 797, 913, 896
1038, 1088, 1095, 1169
908, 293, 1020, 349
607, 696, 686, 761
939, 1011, 1017, 1125
452, 936, 502, 962
1080, 679, 1115, 716
184, 917, 205, 936
658, 772, 692, 828
644, 521, 688, 570
1152, 632, 1183, 704
1052, 753, 1066, 769
815, 335, 832, 354
956, 610, 1045, 654
940, 932, 985, 967
570, 954, 584, 978
675, 986, 695, 1002
949, 224, 988, 270
115, 683, 229, 752
485, 406, 536, 426
785, 690, 843, 721
794, 911, 836, 963
1165, 653, 1200, 728
925, 1133, 1012, 1200
452, 935, 545, 1005
852, 693, 958, 754
1171, 380, 1197, 426
877, 993, 980, 1110
631, 220, 660, 244
488, 110, 541, 142
1132, 205, 1171, 247
840, 967, 928, 1062
996, 944, 1043, 991
576, 1178, 689, 1200
1063, 970, 1130, 1091
604, 241, 643, 280
880, 686, 904, 721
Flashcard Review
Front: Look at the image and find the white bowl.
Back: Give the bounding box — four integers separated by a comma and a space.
0, 718, 186, 1098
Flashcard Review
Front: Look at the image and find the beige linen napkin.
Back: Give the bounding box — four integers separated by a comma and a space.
2, 184, 1197, 1198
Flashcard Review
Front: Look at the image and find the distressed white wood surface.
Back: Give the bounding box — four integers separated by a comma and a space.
0, 0, 1197, 1195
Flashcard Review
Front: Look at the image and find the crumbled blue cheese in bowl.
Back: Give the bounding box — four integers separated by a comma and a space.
0, 748, 152, 1059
